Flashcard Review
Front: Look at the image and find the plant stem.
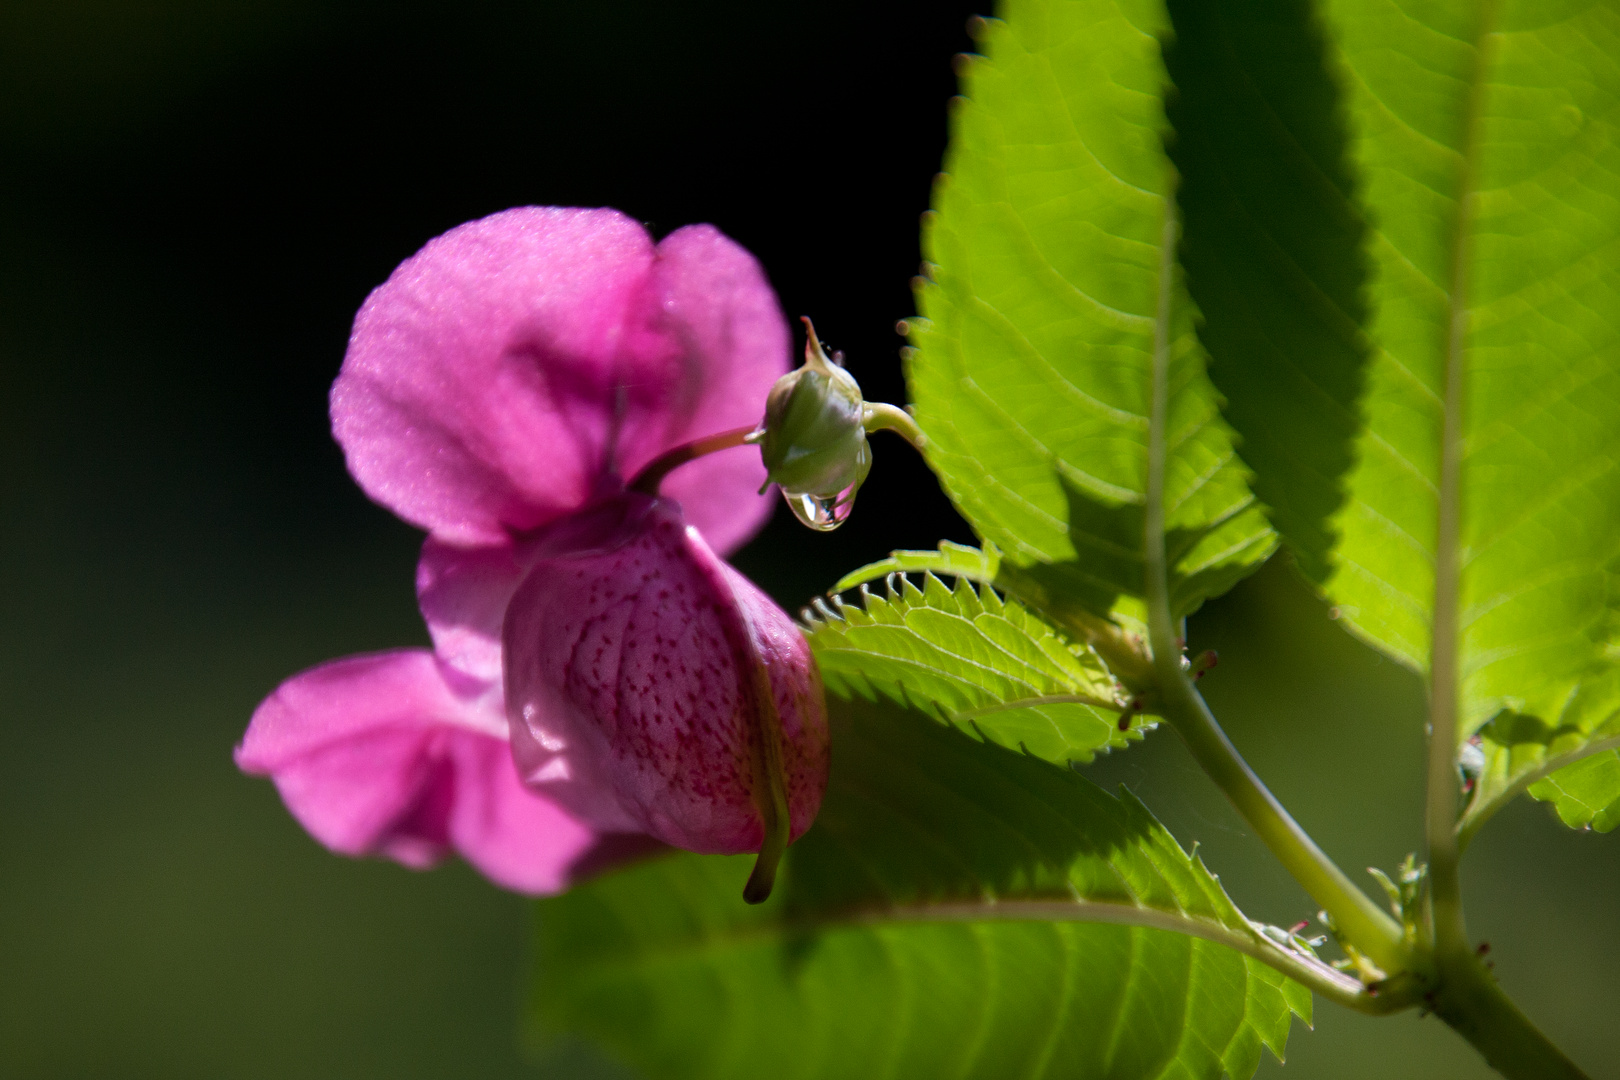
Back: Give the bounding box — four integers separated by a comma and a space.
1151, 672, 1409, 975
1424, 11, 1480, 962
1428, 947, 1589, 1080
1141, 190, 1407, 976
628, 424, 760, 495
1427, 0, 1505, 965
861, 401, 927, 449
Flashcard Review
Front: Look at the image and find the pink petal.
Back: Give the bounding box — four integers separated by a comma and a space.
333, 208, 649, 545
332, 208, 788, 552
622, 225, 788, 556
502, 495, 828, 854
414, 496, 672, 685
416, 538, 525, 684
236, 649, 598, 895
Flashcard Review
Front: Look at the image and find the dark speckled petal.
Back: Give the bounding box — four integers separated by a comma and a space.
502, 494, 828, 854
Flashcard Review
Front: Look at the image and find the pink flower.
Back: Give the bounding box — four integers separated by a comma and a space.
236, 207, 829, 896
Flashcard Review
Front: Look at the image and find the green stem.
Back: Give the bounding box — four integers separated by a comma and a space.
1415, 13, 1588, 1077
1151, 675, 1409, 975
1429, 948, 1589, 1079
861, 402, 927, 449
1425, 8, 1483, 961
628, 424, 760, 496
1141, 189, 1407, 976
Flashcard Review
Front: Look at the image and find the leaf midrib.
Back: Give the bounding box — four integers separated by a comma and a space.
1433, 5, 1498, 729
1425, 0, 1501, 949
567, 896, 1290, 978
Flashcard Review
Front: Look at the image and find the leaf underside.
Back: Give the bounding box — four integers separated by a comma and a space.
1464, 667, 1620, 838
1332, 0, 1620, 825
906, 0, 1274, 627
532, 700, 1309, 1080
804, 571, 1140, 767
1164, 0, 1372, 591
1171, 0, 1620, 830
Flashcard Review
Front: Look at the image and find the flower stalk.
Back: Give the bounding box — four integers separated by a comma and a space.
742, 665, 793, 904
629, 425, 762, 496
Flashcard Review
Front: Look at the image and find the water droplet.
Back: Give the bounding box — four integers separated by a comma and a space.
784, 483, 857, 531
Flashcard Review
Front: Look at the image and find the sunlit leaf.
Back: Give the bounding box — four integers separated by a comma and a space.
1313, 1, 1620, 729
1324, 0, 1620, 838
829, 540, 1001, 594
1174, 0, 1620, 834
530, 700, 1316, 1080
906, 0, 1274, 625
803, 572, 1139, 766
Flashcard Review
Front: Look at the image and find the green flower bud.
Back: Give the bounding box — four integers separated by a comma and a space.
757, 319, 872, 530
754, 318, 927, 532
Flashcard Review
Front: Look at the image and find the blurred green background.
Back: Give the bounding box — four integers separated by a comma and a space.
1, 1, 1614, 1077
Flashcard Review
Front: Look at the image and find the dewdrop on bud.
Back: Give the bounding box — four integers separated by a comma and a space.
757, 318, 868, 530
752, 317, 925, 531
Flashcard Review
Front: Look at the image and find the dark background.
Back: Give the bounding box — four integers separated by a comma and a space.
1, 2, 1614, 1077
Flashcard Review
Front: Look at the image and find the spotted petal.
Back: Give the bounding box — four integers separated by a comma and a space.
502, 495, 828, 854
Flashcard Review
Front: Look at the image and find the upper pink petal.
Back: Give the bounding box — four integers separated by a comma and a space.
333, 207, 651, 545
620, 224, 789, 555
332, 207, 789, 551
235, 649, 597, 895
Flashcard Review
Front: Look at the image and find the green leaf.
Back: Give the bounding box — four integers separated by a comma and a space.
531, 701, 1318, 1080
829, 540, 1001, 594
1172, 0, 1620, 832
1305, 0, 1620, 733
803, 571, 1138, 767
1528, 750, 1620, 833
1163, 0, 1373, 589
1460, 665, 1620, 844
907, 0, 1274, 624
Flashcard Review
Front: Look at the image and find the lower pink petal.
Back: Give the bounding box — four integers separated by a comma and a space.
444, 728, 608, 894
502, 495, 828, 854
236, 649, 599, 895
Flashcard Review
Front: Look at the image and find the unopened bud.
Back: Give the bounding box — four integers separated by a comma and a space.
754, 317, 924, 532
756, 318, 871, 530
